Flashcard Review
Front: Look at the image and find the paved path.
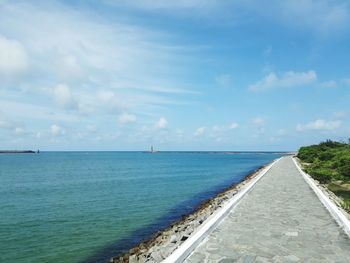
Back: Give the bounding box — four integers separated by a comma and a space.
185, 157, 350, 263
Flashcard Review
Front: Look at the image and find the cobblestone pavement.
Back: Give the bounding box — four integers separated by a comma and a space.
185, 156, 350, 263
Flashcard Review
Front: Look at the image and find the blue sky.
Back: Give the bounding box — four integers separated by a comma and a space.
1, 0, 350, 151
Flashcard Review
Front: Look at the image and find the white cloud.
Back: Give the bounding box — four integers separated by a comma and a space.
0, 35, 27, 77
51, 124, 65, 136
119, 112, 137, 124
253, 117, 265, 126
320, 80, 337, 88
296, 119, 341, 131
194, 126, 206, 136
249, 70, 317, 91
53, 84, 76, 109
155, 117, 168, 129
229, 122, 239, 129
215, 74, 232, 87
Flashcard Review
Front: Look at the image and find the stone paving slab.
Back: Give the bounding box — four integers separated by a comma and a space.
185, 157, 350, 263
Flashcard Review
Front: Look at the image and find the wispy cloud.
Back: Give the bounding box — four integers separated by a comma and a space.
296, 119, 341, 131
0, 0, 199, 142
0, 1, 196, 106
249, 70, 317, 92
114, 1, 350, 35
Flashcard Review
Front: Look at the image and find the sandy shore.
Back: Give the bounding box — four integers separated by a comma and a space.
111, 163, 270, 263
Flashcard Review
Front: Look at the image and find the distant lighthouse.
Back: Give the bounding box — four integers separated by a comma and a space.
151, 146, 154, 153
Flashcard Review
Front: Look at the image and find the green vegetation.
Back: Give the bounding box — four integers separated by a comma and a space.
328, 183, 350, 211
297, 139, 350, 212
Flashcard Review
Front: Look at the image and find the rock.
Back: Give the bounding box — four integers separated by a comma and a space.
128, 255, 138, 263
150, 250, 163, 262
138, 254, 147, 263
180, 235, 189, 241
160, 245, 175, 258
169, 234, 177, 243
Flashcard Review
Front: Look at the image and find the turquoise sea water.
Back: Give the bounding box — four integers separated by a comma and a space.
0, 152, 282, 263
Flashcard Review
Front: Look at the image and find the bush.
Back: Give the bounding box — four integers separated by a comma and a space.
318, 151, 335, 161
298, 139, 350, 183
307, 168, 333, 183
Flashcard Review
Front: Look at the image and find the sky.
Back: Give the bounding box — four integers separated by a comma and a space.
0, 0, 350, 151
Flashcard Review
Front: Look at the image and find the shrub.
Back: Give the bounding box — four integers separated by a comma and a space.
308, 168, 333, 183
298, 139, 350, 182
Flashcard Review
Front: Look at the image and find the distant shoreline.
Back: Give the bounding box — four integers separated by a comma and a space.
0, 150, 35, 154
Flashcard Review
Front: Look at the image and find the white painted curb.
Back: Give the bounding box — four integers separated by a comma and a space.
162, 157, 283, 263
292, 157, 350, 237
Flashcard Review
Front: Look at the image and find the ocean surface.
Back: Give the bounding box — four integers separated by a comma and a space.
0, 151, 282, 263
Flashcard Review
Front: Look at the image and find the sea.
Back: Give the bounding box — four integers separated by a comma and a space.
0, 151, 283, 263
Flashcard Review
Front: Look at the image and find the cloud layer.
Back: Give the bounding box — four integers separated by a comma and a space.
1, 0, 349, 150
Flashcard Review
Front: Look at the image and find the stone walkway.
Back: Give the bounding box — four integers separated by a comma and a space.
185, 157, 350, 263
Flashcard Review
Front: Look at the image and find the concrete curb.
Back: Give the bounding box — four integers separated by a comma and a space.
162, 157, 282, 263
292, 157, 350, 237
